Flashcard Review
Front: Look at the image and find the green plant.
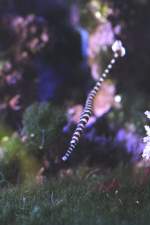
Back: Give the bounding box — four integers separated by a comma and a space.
22, 102, 66, 157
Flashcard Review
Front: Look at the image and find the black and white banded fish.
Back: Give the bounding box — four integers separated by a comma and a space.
62, 40, 126, 161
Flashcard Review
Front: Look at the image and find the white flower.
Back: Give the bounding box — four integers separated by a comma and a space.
145, 111, 150, 119
142, 143, 150, 160
112, 40, 126, 57
145, 125, 150, 136
142, 111, 150, 160
143, 136, 150, 143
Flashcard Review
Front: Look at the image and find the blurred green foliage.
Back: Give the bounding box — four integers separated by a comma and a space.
22, 102, 66, 157
0, 133, 24, 185
1, 166, 150, 225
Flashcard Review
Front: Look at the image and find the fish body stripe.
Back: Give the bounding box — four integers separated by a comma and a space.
80, 113, 91, 119
67, 150, 72, 154
80, 110, 91, 118
86, 102, 92, 106
76, 127, 84, 132
84, 109, 92, 113
77, 123, 85, 129
85, 101, 93, 105
72, 136, 79, 141
96, 83, 101, 88
94, 86, 99, 92
80, 118, 89, 124
74, 133, 81, 138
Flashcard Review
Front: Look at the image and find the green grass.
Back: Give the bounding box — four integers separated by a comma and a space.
1, 171, 150, 225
